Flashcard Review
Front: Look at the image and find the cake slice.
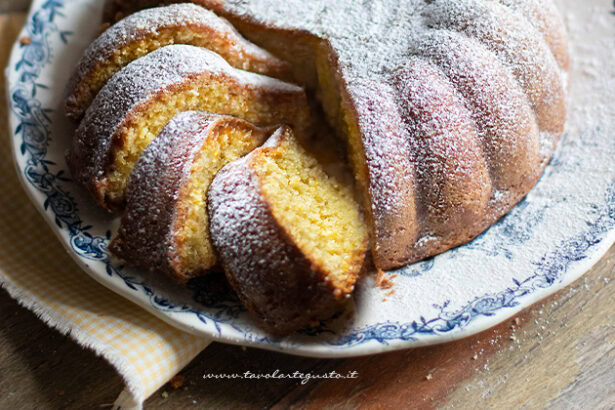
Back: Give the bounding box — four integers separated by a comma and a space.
109, 112, 272, 282
68, 44, 310, 212
208, 127, 368, 335
65, 3, 291, 121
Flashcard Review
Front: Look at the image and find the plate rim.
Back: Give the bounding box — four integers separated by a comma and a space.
6, 0, 615, 358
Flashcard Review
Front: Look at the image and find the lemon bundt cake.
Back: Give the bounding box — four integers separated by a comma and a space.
109, 112, 273, 283
68, 44, 310, 212
96, 0, 570, 272
208, 128, 368, 335
66, 1, 571, 334
64, 3, 291, 122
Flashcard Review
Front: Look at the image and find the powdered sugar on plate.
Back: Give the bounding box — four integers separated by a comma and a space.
6, 0, 615, 357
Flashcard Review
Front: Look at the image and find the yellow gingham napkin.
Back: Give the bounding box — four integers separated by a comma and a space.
0, 13, 211, 409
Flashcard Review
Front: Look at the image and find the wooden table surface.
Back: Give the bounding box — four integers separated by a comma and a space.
2, 240, 614, 410
1, 4, 615, 409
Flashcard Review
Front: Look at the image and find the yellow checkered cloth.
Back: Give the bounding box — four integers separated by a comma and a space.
0, 14, 211, 409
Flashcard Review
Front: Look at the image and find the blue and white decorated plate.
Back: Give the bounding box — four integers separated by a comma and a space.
6, 0, 615, 357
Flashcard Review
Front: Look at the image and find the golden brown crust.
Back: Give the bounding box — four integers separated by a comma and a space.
98, 0, 570, 274
109, 112, 271, 283
392, 57, 491, 263
67, 45, 309, 213
423, 0, 567, 136
65, 3, 292, 122
499, 0, 570, 72
208, 128, 366, 335
102, 0, 322, 86
340, 82, 420, 271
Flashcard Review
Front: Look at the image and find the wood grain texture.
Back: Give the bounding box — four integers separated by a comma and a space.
442, 250, 615, 410
270, 248, 615, 410
0, 0, 29, 13
1, 10, 615, 410
2, 245, 613, 409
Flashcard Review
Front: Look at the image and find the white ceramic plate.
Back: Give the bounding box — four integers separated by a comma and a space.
6, 0, 615, 357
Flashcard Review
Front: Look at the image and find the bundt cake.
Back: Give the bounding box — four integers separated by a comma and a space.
97, 0, 569, 272
208, 127, 368, 335
109, 112, 273, 283
64, 3, 291, 122
66, 0, 571, 333
68, 44, 310, 212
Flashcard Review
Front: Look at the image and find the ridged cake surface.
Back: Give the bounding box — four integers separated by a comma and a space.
68, 44, 309, 212
100, 0, 569, 270
65, 3, 291, 121
208, 128, 368, 335
110, 111, 272, 283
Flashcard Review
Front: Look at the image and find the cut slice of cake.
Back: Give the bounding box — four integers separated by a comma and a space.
208, 127, 368, 335
65, 3, 292, 121
96, 0, 570, 273
67, 44, 310, 213
109, 111, 272, 282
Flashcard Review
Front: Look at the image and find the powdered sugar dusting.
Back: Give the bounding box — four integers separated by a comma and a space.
65, 3, 287, 119
76, 4, 243, 76
219, 0, 568, 269
347, 81, 420, 267
498, 0, 570, 71
94, 0, 570, 268
209, 0, 568, 268
207, 128, 332, 333
407, 30, 542, 192
20, 0, 612, 351
112, 112, 225, 277
208, 146, 284, 282
69, 44, 302, 192
396, 56, 492, 240
422, 0, 567, 136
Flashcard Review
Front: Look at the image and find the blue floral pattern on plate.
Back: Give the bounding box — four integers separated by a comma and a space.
7, 0, 615, 357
